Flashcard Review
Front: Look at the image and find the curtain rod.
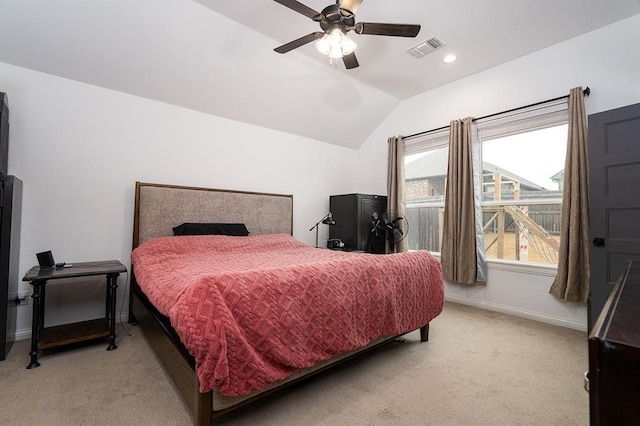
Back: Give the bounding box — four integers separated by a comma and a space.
402, 86, 590, 141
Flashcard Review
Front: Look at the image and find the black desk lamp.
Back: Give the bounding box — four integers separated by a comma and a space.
310, 212, 336, 248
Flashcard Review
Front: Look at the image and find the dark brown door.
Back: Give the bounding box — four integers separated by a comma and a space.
588, 102, 640, 328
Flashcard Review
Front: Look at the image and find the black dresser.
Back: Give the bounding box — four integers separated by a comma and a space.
0, 175, 22, 360
588, 260, 640, 425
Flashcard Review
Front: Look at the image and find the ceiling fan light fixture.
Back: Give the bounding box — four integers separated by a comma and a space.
316, 28, 357, 58
315, 35, 331, 55
328, 46, 344, 58
328, 27, 344, 47
341, 35, 357, 55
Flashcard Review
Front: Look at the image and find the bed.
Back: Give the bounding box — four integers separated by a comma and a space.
129, 181, 444, 425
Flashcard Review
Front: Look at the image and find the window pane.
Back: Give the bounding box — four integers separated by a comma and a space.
405, 146, 449, 252
481, 125, 567, 202
481, 124, 566, 265
406, 205, 443, 252
482, 203, 560, 265
405, 147, 449, 203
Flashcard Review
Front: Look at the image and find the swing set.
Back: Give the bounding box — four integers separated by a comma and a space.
482, 172, 560, 264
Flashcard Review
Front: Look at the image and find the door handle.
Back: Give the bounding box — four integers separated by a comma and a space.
592, 238, 605, 247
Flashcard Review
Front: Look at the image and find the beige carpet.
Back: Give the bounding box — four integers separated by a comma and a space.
0, 302, 589, 425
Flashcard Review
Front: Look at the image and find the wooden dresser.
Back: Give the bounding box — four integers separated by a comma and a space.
588, 260, 640, 425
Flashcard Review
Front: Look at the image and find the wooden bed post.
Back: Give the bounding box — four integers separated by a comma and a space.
420, 324, 430, 342
194, 389, 212, 426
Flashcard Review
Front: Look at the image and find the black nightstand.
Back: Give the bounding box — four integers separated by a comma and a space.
22, 260, 127, 368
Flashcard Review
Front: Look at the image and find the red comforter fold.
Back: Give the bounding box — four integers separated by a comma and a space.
131, 234, 443, 396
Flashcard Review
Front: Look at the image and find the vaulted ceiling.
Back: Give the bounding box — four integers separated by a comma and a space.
1, 1, 639, 149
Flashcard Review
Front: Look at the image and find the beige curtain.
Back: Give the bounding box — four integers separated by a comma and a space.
387, 136, 407, 253
441, 118, 479, 284
549, 87, 590, 303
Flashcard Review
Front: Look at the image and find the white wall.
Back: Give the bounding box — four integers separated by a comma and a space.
3, 14, 638, 340
0, 62, 359, 337
356, 14, 640, 331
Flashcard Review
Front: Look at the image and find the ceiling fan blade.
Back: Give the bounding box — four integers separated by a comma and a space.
355, 22, 421, 37
273, 0, 320, 20
340, 0, 363, 14
274, 32, 324, 54
342, 52, 359, 69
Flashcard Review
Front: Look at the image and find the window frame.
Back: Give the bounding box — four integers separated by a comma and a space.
404, 100, 569, 272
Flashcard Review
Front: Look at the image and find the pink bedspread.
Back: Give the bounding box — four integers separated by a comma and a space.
131, 234, 444, 396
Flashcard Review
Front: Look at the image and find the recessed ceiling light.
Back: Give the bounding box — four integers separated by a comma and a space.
443, 54, 457, 63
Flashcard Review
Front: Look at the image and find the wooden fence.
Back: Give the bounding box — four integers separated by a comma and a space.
406, 204, 562, 255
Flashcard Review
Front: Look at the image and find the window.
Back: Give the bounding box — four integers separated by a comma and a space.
405, 100, 568, 266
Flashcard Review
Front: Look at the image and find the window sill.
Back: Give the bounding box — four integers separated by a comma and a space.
427, 252, 557, 277
484, 259, 557, 276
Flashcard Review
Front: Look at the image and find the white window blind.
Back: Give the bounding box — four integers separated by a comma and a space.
404, 128, 449, 155
477, 99, 568, 141
403, 97, 568, 152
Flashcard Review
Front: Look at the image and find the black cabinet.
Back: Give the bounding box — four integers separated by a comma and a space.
588, 260, 640, 425
0, 93, 8, 175
0, 175, 22, 360
329, 194, 387, 252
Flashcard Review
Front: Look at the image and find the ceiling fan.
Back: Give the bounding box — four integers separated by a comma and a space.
273, 0, 421, 69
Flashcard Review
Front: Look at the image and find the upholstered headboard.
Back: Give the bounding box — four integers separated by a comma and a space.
132, 182, 293, 247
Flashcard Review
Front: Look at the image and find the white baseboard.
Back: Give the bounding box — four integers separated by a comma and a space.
12, 300, 586, 342
444, 294, 588, 332
13, 328, 31, 341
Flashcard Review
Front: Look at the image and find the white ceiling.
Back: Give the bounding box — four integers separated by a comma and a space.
1, 0, 639, 149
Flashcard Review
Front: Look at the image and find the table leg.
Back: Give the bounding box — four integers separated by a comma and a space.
106, 273, 119, 351
27, 280, 45, 369
105, 277, 110, 318
39, 283, 46, 329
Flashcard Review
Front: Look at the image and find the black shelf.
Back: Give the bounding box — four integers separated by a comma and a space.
38, 318, 110, 350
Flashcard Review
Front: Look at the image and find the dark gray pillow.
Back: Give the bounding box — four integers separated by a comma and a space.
172, 223, 249, 236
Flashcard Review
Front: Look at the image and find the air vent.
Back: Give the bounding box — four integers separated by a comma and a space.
406, 37, 446, 58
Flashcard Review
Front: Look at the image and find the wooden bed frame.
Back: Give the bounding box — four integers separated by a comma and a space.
128, 181, 430, 425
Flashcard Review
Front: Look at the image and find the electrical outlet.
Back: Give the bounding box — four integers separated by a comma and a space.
16, 292, 30, 306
